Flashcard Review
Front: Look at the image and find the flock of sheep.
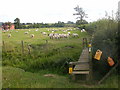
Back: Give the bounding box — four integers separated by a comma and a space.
5, 28, 86, 39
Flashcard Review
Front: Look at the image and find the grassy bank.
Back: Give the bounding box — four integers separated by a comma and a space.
2, 66, 118, 88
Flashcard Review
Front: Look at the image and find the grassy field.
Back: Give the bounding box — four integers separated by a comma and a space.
2, 66, 118, 88
2, 27, 118, 88
2, 27, 89, 73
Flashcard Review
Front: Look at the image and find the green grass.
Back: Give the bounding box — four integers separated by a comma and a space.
2, 66, 118, 88
2, 66, 85, 88
2, 27, 89, 73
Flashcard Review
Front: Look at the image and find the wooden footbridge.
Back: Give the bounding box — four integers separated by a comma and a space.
69, 38, 92, 81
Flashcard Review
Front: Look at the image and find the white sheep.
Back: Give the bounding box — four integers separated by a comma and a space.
42, 32, 47, 35
64, 34, 69, 38
24, 32, 29, 34
59, 34, 64, 38
8, 34, 11, 38
81, 29, 86, 32
35, 29, 38, 31
68, 32, 71, 35
53, 34, 60, 39
72, 33, 79, 37
30, 34, 34, 38
49, 33, 54, 39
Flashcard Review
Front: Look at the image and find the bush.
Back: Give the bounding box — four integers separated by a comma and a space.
91, 18, 118, 77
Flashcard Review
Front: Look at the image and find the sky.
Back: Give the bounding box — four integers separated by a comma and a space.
0, 0, 119, 23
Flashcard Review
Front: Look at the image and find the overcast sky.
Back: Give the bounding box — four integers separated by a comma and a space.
0, 0, 119, 23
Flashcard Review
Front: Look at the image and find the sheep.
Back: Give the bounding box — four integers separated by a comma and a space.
35, 29, 38, 31
59, 34, 69, 38
68, 32, 71, 35
59, 34, 64, 38
30, 34, 34, 38
8, 34, 11, 38
24, 32, 29, 34
81, 29, 86, 32
72, 33, 79, 37
48, 33, 54, 39
53, 34, 60, 39
49, 33, 70, 39
42, 32, 47, 35
52, 31, 54, 33
64, 34, 69, 38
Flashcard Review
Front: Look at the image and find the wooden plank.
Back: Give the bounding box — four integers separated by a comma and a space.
74, 63, 89, 70
80, 54, 88, 57
78, 58, 89, 62
72, 71, 89, 74
69, 62, 89, 65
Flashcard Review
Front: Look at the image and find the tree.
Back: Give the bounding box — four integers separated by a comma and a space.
73, 5, 88, 25
76, 20, 88, 25
14, 18, 21, 29
67, 21, 74, 24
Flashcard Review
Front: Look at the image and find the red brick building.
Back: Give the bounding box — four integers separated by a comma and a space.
10, 24, 15, 30
2, 22, 15, 30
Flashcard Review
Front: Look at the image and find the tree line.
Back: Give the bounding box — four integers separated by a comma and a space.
13, 18, 75, 29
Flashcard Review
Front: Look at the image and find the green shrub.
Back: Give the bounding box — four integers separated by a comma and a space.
91, 18, 118, 77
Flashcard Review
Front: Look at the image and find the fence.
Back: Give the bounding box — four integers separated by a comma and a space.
2, 40, 49, 55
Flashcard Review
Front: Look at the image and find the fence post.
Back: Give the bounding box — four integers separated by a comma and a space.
28, 44, 31, 55
83, 38, 87, 48
83, 38, 85, 48
21, 40, 24, 54
46, 40, 48, 44
2, 41, 5, 52
85, 38, 88, 47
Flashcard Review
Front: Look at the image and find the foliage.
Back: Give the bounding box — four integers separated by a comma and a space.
91, 18, 118, 77
14, 18, 21, 29
2, 22, 12, 30
76, 20, 88, 25
19, 21, 67, 29
67, 21, 74, 24
73, 6, 88, 26
73, 6, 88, 21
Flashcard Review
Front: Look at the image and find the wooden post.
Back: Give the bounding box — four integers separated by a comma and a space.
28, 44, 31, 54
46, 40, 48, 44
21, 41, 24, 54
83, 38, 88, 48
83, 38, 85, 48
2, 41, 5, 52
85, 38, 88, 47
